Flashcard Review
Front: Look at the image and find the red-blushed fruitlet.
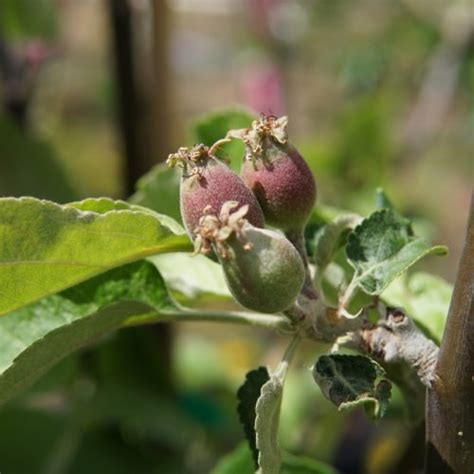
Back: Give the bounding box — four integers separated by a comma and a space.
238, 115, 316, 232
167, 144, 264, 238
194, 201, 305, 313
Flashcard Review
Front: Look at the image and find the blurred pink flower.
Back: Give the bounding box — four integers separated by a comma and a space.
240, 59, 285, 116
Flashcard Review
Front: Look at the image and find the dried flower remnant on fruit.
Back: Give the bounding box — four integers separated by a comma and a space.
232, 115, 317, 232
167, 143, 265, 237
228, 115, 289, 162
166, 144, 209, 181
193, 201, 252, 258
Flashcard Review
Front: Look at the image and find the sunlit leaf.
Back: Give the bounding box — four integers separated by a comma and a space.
0, 261, 183, 405
151, 253, 231, 300
0, 197, 191, 316
346, 209, 447, 295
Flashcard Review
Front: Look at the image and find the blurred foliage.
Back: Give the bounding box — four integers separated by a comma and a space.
0, 0, 57, 39
383, 272, 452, 344
131, 108, 256, 222
0, 0, 471, 473
0, 118, 76, 202
191, 107, 256, 171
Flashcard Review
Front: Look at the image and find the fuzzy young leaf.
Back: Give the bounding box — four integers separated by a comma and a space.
313, 213, 361, 275
192, 108, 256, 170
0, 197, 191, 316
0, 261, 180, 405
237, 362, 288, 473
346, 209, 447, 295
255, 362, 288, 473
237, 367, 270, 467
313, 354, 391, 420
375, 187, 394, 210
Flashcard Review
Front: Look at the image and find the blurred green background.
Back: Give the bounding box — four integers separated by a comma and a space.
0, 1, 472, 473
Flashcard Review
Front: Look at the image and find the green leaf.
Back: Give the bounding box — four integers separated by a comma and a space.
383, 272, 452, 343
281, 452, 339, 474
375, 187, 393, 210
237, 367, 270, 467
0, 197, 192, 316
129, 165, 182, 224
0, 261, 179, 406
151, 253, 231, 300
211, 444, 338, 474
305, 205, 357, 257
237, 363, 290, 473
192, 107, 256, 171
67, 197, 132, 213
346, 209, 447, 295
0, 0, 57, 39
210, 442, 255, 474
255, 362, 288, 474
313, 213, 361, 275
313, 354, 392, 420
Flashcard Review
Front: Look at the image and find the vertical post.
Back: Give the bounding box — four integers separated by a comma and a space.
151, 0, 172, 163
109, 0, 147, 195
425, 193, 474, 473
109, 0, 174, 392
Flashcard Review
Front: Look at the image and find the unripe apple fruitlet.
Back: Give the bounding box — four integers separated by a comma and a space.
238, 115, 316, 232
167, 144, 265, 238
194, 201, 305, 313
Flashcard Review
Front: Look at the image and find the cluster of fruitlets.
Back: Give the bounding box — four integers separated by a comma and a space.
167, 115, 316, 314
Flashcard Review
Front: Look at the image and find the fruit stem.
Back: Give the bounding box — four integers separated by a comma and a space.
284, 228, 318, 300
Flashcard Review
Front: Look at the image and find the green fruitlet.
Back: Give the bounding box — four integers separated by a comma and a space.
167, 144, 264, 238
238, 115, 316, 232
194, 201, 305, 313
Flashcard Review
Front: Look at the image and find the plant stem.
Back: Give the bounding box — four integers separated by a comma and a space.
425, 193, 474, 473
282, 334, 301, 365
337, 270, 360, 314
125, 307, 293, 332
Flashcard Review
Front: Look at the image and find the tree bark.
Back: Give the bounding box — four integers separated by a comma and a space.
425, 192, 474, 473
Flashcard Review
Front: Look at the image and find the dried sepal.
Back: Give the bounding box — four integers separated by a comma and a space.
227, 115, 289, 162
166, 143, 210, 180
193, 201, 252, 259
166, 144, 208, 167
